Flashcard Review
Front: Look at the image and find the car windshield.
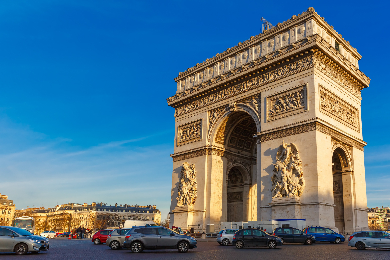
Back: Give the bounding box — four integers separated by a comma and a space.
7, 227, 32, 236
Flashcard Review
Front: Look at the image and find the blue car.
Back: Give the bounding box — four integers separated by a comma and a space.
304, 227, 345, 243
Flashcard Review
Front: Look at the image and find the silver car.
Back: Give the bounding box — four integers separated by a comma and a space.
0, 226, 49, 255
217, 229, 238, 246
348, 231, 390, 250
106, 228, 131, 250
123, 226, 197, 253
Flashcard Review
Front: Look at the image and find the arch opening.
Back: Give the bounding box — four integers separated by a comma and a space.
332, 147, 351, 233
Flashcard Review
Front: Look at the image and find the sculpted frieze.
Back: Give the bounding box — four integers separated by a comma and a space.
267, 84, 307, 122
272, 141, 305, 198
176, 162, 197, 207
174, 55, 314, 117
319, 85, 360, 132
177, 120, 202, 146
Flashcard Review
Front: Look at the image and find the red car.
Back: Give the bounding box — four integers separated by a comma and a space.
92, 229, 113, 245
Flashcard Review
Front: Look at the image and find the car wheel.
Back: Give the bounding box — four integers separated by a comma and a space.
235, 240, 244, 249
356, 241, 365, 250
335, 237, 341, 244
305, 238, 312, 245
94, 239, 101, 245
110, 241, 120, 250
268, 240, 277, 249
178, 241, 189, 253
131, 241, 144, 253
15, 243, 28, 255
222, 238, 229, 246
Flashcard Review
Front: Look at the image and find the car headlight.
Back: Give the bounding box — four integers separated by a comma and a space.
29, 239, 40, 243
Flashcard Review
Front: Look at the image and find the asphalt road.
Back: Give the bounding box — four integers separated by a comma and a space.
0, 238, 389, 259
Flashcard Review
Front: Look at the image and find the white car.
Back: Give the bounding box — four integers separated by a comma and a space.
40, 230, 56, 238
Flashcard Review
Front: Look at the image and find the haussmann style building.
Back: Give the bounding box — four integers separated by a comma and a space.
167, 8, 370, 234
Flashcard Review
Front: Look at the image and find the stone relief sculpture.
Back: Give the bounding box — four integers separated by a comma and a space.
177, 120, 202, 146
176, 162, 197, 207
271, 141, 305, 198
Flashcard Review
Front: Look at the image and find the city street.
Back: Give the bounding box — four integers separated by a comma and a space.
0, 238, 389, 259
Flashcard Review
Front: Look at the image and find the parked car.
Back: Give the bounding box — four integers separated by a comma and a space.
61, 232, 71, 237
106, 228, 131, 250
0, 226, 49, 255
348, 231, 390, 250
92, 229, 113, 245
233, 229, 283, 249
217, 229, 238, 246
40, 231, 56, 238
273, 227, 315, 244
304, 227, 345, 243
123, 226, 197, 253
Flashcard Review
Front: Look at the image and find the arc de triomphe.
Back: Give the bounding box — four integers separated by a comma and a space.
167, 8, 369, 234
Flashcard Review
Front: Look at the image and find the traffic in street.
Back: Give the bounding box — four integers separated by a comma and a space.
1, 237, 389, 260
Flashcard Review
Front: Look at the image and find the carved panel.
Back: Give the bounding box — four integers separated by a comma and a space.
272, 142, 305, 198
319, 85, 360, 132
176, 162, 197, 207
177, 120, 202, 146
267, 84, 307, 121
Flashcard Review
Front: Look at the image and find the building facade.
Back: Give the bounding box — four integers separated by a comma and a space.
15, 202, 161, 234
368, 207, 390, 231
168, 8, 370, 234
0, 193, 15, 226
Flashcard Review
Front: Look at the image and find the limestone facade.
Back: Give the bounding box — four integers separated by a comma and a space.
15, 203, 161, 234
0, 193, 15, 226
168, 8, 370, 234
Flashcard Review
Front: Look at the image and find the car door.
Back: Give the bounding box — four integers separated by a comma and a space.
118, 229, 130, 245
292, 228, 304, 243
157, 228, 178, 248
242, 230, 255, 247
382, 232, 390, 248
252, 229, 267, 247
0, 228, 17, 252
315, 228, 326, 241
283, 228, 294, 243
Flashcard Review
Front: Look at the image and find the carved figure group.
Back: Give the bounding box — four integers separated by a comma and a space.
177, 120, 202, 146
177, 162, 197, 207
271, 141, 305, 198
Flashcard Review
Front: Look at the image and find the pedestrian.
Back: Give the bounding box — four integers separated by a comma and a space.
77, 227, 81, 239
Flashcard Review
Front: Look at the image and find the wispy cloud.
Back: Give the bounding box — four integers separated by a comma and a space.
0, 119, 173, 219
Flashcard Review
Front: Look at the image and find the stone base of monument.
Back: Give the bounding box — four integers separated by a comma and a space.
172, 206, 204, 231
270, 197, 303, 219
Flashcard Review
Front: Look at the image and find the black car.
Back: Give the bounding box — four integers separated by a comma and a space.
273, 227, 315, 245
233, 229, 283, 249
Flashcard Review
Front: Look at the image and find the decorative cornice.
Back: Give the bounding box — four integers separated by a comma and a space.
174, 53, 314, 117
259, 120, 365, 151
174, 7, 361, 82
171, 146, 255, 162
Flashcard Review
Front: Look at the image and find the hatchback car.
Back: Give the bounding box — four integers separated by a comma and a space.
348, 231, 390, 250
106, 228, 131, 250
273, 227, 315, 244
304, 227, 345, 243
0, 226, 49, 255
92, 229, 113, 245
217, 229, 238, 246
233, 229, 283, 249
123, 226, 197, 253
40, 231, 56, 239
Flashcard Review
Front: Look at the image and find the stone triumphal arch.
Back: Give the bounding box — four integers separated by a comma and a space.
168, 8, 369, 233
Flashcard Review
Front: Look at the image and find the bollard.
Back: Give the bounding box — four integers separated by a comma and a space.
201, 232, 206, 239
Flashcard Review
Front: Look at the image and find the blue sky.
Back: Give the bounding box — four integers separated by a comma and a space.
0, 1, 389, 220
